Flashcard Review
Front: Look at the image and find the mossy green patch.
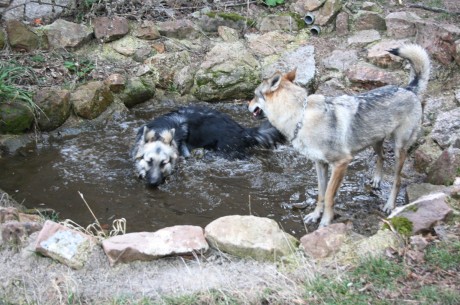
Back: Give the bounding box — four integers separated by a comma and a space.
383, 216, 413, 237
282, 12, 307, 30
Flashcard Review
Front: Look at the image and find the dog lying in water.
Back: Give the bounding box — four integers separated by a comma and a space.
131, 105, 285, 186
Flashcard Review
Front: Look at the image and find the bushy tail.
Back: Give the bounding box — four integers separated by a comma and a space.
249, 120, 286, 149
388, 44, 431, 97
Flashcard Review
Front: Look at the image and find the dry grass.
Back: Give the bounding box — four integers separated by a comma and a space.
0, 235, 319, 304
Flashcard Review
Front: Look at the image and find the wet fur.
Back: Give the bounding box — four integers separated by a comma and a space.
132, 105, 285, 186
248, 44, 431, 228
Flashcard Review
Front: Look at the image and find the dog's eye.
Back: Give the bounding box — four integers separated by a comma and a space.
161, 159, 170, 166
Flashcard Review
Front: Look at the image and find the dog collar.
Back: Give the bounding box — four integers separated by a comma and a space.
290, 97, 308, 142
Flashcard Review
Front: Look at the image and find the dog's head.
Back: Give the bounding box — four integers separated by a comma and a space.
132, 127, 178, 187
248, 69, 297, 119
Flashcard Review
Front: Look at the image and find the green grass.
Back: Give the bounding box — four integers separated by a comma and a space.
416, 285, 460, 305
264, 0, 285, 7
304, 257, 406, 304
0, 64, 35, 105
425, 241, 460, 270
63, 57, 95, 80
100, 243, 459, 305
351, 256, 406, 287
0, 62, 45, 127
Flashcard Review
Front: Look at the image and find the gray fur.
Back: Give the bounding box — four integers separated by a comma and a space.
249, 44, 431, 228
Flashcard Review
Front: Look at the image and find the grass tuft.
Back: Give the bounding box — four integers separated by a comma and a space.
0, 63, 35, 105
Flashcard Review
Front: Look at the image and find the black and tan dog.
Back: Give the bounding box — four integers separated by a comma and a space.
132, 105, 284, 186
248, 44, 431, 228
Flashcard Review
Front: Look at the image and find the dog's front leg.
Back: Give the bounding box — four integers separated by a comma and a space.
304, 161, 328, 224
319, 157, 352, 228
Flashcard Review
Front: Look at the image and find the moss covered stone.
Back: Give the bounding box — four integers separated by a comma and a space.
119, 76, 156, 108
191, 41, 261, 101
0, 102, 34, 134
383, 217, 413, 238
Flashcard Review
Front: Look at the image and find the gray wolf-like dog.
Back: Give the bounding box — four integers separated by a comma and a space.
248, 44, 430, 228
132, 105, 285, 186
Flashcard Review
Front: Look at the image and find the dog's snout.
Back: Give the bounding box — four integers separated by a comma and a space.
146, 173, 164, 187
146, 178, 162, 188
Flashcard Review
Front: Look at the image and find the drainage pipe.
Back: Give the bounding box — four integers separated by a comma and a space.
304, 13, 315, 25
310, 25, 321, 36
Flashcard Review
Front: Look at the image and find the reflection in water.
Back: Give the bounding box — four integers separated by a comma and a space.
0, 102, 413, 237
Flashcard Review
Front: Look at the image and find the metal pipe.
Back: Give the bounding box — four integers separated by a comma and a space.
304, 13, 315, 25
310, 25, 321, 36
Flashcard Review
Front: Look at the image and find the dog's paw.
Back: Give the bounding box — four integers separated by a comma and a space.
303, 211, 321, 224
370, 178, 381, 189
382, 202, 395, 214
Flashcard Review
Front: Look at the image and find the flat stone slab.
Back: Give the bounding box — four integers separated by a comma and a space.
347, 29, 381, 45
102, 225, 209, 266
35, 220, 97, 269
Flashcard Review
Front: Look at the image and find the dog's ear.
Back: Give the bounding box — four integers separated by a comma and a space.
145, 129, 156, 143
269, 73, 282, 91
285, 68, 296, 82
161, 129, 175, 144
133, 139, 145, 160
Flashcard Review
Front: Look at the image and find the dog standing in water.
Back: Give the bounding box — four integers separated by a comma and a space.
248, 44, 431, 228
132, 105, 285, 186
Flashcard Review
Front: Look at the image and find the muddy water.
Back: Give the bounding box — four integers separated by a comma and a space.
0, 101, 411, 238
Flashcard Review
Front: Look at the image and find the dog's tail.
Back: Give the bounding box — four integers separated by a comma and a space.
388, 44, 430, 97
248, 121, 286, 149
